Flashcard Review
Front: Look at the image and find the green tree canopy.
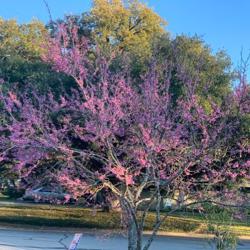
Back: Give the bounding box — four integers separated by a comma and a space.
91, 0, 167, 57
0, 18, 48, 60
156, 35, 233, 106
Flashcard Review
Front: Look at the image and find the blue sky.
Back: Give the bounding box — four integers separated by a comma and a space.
1, 0, 250, 75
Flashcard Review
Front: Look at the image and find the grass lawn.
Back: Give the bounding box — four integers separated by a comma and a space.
0, 201, 249, 236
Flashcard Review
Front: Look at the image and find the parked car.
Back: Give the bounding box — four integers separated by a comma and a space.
22, 187, 74, 203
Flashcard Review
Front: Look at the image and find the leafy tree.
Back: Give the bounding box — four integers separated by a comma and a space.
48, 1, 233, 99
47, 13, 94, 42
0, 18, 76, 96
48, 0, 167, 78
0, 18, 48, 88
0, 18, 48, 60
48, 0, 166, 58
91, 0, 166, 57
155, 35, 233, 106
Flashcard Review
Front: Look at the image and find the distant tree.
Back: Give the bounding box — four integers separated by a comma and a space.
48, 0, 167, 79
49, 0, 166, 57
0, 18, 48, 88
0, 25, 249, 250
91, 0, 166, 57
0, 18, 76, 96
155, 35, 233, 106
0, 18, 48, 60
48, 1, 234, 99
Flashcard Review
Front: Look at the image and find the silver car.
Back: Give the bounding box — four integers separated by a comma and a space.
22, 187, 73, 203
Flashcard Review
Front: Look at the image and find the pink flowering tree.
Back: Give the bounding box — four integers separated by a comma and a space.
0, 25, 249, 250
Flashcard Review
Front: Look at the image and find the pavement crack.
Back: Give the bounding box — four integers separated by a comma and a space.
58, 233, 69, 249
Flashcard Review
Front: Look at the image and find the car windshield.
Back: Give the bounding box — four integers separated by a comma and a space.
40, 188, 53, 192
40, 187, 63, 193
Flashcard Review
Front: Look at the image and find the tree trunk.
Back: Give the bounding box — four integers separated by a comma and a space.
128, 215, 142, 250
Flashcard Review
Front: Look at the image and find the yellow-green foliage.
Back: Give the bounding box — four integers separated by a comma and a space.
0, 18, 48, 60
91, 0, 167, 59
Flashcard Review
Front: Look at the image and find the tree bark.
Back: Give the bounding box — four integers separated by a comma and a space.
127, 214, 142, 250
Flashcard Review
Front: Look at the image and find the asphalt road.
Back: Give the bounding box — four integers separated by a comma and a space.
0, 228, 249, 250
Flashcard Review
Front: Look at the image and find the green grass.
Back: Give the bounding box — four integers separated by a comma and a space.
0, 202, 249, 236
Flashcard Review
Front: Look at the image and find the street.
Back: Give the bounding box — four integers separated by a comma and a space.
0, 228, 249, 250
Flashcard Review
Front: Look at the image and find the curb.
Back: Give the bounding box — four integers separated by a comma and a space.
0, 224, 250, 241
144, 231, 250, 241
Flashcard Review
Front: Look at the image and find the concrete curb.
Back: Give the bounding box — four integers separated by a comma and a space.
144, 231, 250, 241
0, 223, 250, 241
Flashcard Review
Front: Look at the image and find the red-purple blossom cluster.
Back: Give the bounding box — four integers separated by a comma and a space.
0, 24, 249, 250
42, 24, 89, 90
0, 25, 249, 197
